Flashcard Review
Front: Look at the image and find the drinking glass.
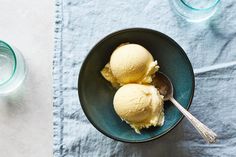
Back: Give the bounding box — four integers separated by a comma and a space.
170, 0, 221, 22
0, 40, 27, 96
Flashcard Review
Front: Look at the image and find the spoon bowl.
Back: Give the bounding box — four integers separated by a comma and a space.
153, 72, 173, 101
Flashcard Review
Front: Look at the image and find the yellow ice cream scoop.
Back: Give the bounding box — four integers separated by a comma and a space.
101, 44, 159, 86
113, 84, 164, 133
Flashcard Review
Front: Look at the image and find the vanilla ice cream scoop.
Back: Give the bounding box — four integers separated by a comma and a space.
113, 84, 164, 133
101, 44, 159, 86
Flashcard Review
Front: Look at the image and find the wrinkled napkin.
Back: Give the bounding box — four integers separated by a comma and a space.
54, 0, 236, 156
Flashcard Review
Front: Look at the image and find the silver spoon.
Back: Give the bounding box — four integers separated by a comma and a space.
153, 72, 217, 143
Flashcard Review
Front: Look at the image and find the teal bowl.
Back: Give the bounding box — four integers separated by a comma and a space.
78, 28, 195, 143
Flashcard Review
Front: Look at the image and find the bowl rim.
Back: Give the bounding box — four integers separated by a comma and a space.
78, 27, 195, 143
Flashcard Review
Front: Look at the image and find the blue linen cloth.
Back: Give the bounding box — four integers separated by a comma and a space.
54, 0, 236, 156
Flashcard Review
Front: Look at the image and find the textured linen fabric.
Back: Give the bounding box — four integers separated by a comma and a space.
54, 0, 236, 156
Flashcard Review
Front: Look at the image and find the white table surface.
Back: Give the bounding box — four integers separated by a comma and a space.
0, 0, 53, 157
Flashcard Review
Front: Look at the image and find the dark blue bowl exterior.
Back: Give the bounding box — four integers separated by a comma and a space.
78, 28, 195, 143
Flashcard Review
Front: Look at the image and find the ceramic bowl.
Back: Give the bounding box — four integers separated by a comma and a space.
78, 28, 195, 143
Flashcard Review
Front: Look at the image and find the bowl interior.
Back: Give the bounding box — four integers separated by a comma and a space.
78, 28, 194, 142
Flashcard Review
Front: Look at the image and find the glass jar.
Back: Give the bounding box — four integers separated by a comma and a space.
0, 40, 27, 96
170, 0, 221, 22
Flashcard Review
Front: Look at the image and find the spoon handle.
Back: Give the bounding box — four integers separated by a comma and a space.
170, 97, 217, 143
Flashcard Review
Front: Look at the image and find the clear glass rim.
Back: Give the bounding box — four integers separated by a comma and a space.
0, 40, 17, 86
181, 0, 220, 11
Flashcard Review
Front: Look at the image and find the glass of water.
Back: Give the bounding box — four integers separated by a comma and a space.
170, 0, 221, 22
0, 40, 27, 96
